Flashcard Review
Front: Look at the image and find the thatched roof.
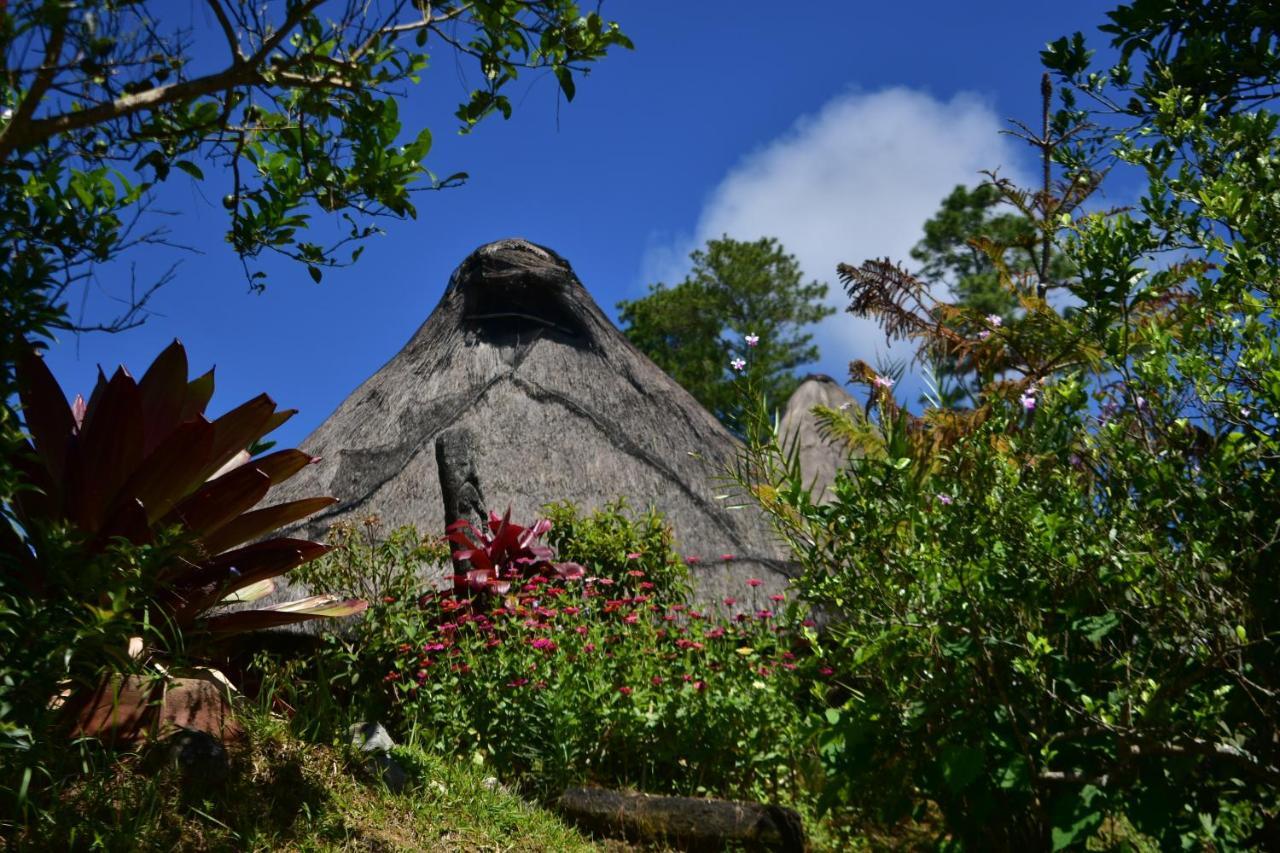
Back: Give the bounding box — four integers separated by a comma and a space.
269, 239, 794, 602
777, 374, 858, 503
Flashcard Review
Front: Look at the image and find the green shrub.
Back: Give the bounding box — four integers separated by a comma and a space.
276, 503, 835, 818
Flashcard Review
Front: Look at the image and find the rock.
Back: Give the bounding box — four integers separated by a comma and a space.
555, 787, 806, 852
67, 669, 243, 747
349, 721, 409, 793
163, 727, 230, 784
349, 721, 396, 753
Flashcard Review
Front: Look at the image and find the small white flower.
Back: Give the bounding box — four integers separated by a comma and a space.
745, 333, 759, 347
986, 314, 1003, 327
872, 374, 894, 389
730, 357, 746, 372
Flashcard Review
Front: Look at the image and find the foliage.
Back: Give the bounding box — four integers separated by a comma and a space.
732, 7, 1280, 848
542, 497, 690, 598
7, 339, 364, 642
265, 505, 847, 836
910, 183, 1074, 407
617, 236, 835, 432
0, 0, 631, 343
445, 508, 585, 596
0, 339, 362, 816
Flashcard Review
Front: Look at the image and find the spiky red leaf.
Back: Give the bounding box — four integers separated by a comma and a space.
201, 497, 337, 556
137, 340, 189, 456
169, 466, 271, 538
200, 596, 368, 635
179, 369, 215, 423
15, 347, 76, 490
200, 394, 276, 482
75, 367, 144, 534
114, 417, 216, 524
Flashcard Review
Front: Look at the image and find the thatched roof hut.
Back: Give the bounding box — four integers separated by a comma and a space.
777, 374, 858, 504
270, 239, 794, 603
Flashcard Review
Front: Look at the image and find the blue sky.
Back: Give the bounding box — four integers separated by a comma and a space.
42, 1, 1123, 449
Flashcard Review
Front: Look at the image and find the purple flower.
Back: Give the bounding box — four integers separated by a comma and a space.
730, 357, 746, 372
1020, 389, 1037, 411
745, 333, 759, 347
986, 314, 1003, 327
872, 374, 894, 389
935, 493, 953, 505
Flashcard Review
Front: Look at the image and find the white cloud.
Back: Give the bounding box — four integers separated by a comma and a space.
645, 86, 1031, 387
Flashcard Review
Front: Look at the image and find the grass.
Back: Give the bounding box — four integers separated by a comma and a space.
4, 706, 601, 852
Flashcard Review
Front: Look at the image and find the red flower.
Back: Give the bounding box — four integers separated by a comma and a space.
651, 676, 664, 686
618, 686, 633, 696
746, 578, 763, 588
627, 569, 645, 577
723, 597, 737, 607
819, 666, 834, 677
583, 643, 596, 653
693, 680, 707, 692
769, 594, 785, 602
575, 625, 589, 636
623, 613, 639, 625
507, 677, 529, 688
720, 554, 734, 561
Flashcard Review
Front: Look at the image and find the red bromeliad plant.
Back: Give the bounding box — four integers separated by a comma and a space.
445, 508, 584, 598
6, 340, 366, 649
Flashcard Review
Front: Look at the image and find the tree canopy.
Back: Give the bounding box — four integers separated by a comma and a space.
617, 236, 834, 432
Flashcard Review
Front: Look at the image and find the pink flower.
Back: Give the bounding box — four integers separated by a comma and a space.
623, 613, 639, 625
756, 609, 774, 620
936, 493, 953, 505
723, 597, 737, 606
819, 666, 834, 677
872, 374, 894, 389
693, 680, 707, 692
583, 643, 596, 653
529, 637, 557, 652
730, 357, 747, 372
618, 686, 633, 696
626, 552, 642, 560
769, 594, 785, 602
685, 556, 701, 565
746, 334, 759, 347
705, 627, 726, 639
651, 675, 664, 686
746, 578, 763, 588
986, 314, 1003, 327
575, 625, 589, 635
507, 677, 529, 688
720, 553, 735, 561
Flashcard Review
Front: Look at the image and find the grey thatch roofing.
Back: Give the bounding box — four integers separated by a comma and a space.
777, 374, 858, 504
268, 238, 794, 603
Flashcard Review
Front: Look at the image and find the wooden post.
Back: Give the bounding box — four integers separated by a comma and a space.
435, 427, 487, 596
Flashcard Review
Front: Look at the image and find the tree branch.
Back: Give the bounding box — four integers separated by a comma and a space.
205, 0, 245, 62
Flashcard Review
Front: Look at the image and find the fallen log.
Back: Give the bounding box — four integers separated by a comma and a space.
555, 787, 806, 852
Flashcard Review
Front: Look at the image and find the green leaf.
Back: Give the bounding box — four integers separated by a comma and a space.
554, 66, 576, 101
173, 161, 205, 180
1072, 612, 1120, 644
938, 744, 984, 792
308, 265, 322, 283
1051, 784, 1105, 850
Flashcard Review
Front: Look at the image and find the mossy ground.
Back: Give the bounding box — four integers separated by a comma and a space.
5, 710, 599, 852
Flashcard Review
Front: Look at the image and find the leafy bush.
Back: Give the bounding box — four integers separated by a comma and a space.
0, 340, 364, 823
276, 502, 835, 817
6, 340, 366, 650
731, 15, 1280, 845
